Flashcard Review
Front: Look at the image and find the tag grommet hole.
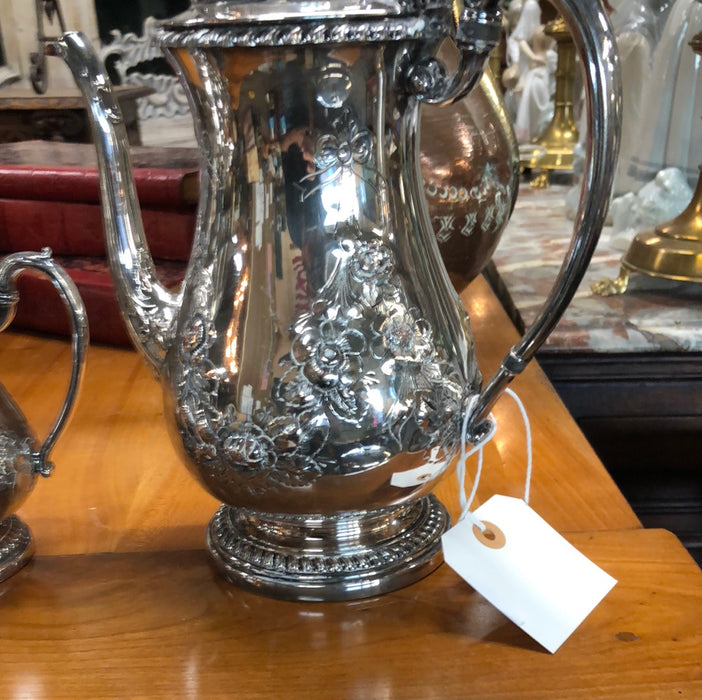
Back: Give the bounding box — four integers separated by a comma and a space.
472, 520, 506, 550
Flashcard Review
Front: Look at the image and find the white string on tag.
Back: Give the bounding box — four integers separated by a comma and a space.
455, 395, 496, 532
457, 387, 533, 528
505, 387, 533, 505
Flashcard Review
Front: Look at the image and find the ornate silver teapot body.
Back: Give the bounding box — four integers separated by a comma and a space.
51, 0, 620, 600
0, 251, 87, 582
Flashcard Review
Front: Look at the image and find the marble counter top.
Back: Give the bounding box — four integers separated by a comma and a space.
491, 183, 702, 353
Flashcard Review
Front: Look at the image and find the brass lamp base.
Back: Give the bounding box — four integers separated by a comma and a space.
623, 163, 702, 283
520, 140, 577, 188
593, 165, 702, 296
521, 141, 576, 188
594, 31, 702, 296
622, 230, 702, 283
528, 139, 577, 173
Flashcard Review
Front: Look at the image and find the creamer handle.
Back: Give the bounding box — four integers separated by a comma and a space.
0, 249, 88, 475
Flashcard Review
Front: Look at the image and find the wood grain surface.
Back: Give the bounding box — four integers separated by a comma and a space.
4, 275, 639, 558
0, 529, 699, 698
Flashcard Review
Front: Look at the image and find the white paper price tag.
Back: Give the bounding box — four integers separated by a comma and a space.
390, 462, 445, 488
442, 495, 617, 653
391, 448, 449, 488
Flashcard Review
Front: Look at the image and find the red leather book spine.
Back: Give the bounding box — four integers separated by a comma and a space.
0, 199, 195, 260
10, 256, 187, 346
0, 166, 199, 207
13, 265, 133, 346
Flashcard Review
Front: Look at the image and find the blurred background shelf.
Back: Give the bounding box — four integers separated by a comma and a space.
488, 182, 702, 565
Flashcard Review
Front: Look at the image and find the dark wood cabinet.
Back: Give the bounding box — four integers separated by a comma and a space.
485, 179, 702, 568
538, 351, 702, 565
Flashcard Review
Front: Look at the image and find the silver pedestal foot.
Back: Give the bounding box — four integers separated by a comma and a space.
0, 515, 34, 583
206, 495, 450, 601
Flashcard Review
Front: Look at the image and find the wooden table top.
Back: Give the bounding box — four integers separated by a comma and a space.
0, 529, 699, 698
3, 275, 699, 697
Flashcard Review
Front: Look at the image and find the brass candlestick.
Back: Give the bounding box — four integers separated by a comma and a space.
520, 16, 578, 186
593, 31, 702, 295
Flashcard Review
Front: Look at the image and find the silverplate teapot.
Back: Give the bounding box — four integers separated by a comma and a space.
0, 250, 87, 582
50, 0, 619, 600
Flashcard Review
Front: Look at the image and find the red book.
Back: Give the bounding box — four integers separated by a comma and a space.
0, 140, 201, 207
0, 141, 198, 346
0, 198, 195, 261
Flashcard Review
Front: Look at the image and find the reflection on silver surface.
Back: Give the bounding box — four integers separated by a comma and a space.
0, 250, 88, 582
51, 0, 620, 600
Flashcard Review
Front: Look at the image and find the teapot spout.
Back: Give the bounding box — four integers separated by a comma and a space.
46, 32, 181, 372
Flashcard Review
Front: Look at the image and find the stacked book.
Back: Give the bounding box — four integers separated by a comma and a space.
0, 140, 200, 345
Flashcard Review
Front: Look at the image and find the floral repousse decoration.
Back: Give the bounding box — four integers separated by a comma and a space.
174, 109, 467, 496
0, 429, 33, 490
278, 305, 369, 422
175, 291, 329, 494
298, 108, 377, 200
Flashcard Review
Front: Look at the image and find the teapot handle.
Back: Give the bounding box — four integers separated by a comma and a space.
408, 1, 502, 105
0, 249, 88, 476
467, 0, 621, 437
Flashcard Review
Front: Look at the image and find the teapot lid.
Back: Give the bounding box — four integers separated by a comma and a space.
157, 0, 501, 48
189, 0, 410, 22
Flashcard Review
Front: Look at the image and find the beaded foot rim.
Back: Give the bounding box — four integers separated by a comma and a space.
206, 495, 450, 602
0, 515, 34, 583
